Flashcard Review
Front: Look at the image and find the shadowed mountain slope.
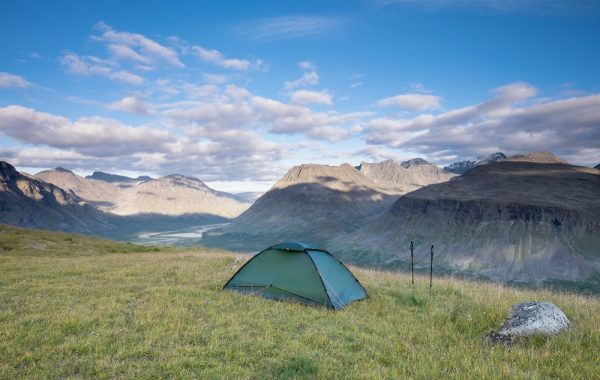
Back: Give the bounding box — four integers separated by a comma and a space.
1, 162, 116, 235
202, 163, 398, 251
333, 160, 600, 287
86, 171, 152, 183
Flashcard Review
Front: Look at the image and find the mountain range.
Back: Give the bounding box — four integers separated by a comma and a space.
203, 152, 600, 290
203, 157, 458, 250
1, 162, 250, 238
35, 167, 250, 218
2, 151, 599, 291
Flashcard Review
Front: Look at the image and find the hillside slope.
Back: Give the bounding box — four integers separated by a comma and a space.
333, 160, 600, 287
203, 163, 398, 251
1, 225, 599, 378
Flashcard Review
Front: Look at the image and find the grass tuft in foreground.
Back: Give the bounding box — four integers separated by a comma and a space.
1, 225, 599, 378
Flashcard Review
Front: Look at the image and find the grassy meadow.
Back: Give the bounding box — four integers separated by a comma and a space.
1, 224, 599, 379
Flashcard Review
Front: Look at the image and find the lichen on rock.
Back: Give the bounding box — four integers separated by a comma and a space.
486, 301, 571, 344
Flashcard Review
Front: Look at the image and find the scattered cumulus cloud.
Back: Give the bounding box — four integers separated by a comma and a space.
0, 105, 172, 156
0, 72, 30, 88
290, 90, 333, 106
60, 52, 145, 85
192, 45, 253, 70
0, 104, 285, 181
107, 95, 149, 115
284, 71, 319, 89
93, 21, 184, 68
299, 61, 316, 70
377, 93, 442, 111
364, 82, 600, 165
202, 73, 228, 84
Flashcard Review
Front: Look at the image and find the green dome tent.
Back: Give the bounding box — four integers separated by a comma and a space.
223, 242, 367, 310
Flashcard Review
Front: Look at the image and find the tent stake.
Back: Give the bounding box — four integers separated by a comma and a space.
429, 244, 434, 289
410, 240, 414, 285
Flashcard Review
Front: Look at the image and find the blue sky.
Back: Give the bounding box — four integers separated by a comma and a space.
1, 0, 599, 192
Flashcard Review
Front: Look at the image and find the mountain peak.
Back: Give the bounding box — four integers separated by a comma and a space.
54, 167, 74, 174
400, 158, 430, 168
475, 152, 506, 166
506, 151, 568, 164
274, 163, 373, 191
445, 152, 506, 174
87, 171, 136, 183
357, 158, 454, 194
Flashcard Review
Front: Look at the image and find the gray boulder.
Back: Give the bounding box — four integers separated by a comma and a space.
487, 301, 570, 344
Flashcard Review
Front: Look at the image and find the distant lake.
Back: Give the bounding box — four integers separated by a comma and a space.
130, 223, 228, 246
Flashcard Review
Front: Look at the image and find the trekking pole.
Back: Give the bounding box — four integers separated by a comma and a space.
429, 245, 434, 289
410, 240, 414, 285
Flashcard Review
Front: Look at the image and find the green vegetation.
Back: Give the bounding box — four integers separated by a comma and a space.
1, 224, 599, 378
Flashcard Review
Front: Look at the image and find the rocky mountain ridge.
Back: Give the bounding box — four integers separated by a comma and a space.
357, 158, 455, 194
0, 161, 115, 235
444, 152, 507, 174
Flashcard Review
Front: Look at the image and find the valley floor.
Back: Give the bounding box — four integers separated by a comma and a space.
1, 226, 599, 379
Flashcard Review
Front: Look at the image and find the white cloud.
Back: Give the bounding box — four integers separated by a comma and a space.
107, 95, 149, 115
159, 84, 366, 142
0, 72, 30, 88
290, 90, 333, 106
202, 73, 228, 84
192, 46, 252, 70
252, 96, 368, 141
94, 21, 184, 68
363, 82, 600, 166
107, 44, 151, 65
0, 104, 286, 181
237, 16, 347, 41
60, 52, 144, 85
351, 82, 363, 89
284, 71, 319, 89
0, 105, 171, 156
299, 61, 316, 70
377, 93, 442, 111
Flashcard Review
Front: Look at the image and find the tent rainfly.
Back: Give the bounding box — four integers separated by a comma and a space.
223, 241, 367, 310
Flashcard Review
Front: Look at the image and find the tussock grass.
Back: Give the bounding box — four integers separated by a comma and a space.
1, 225, 599, 379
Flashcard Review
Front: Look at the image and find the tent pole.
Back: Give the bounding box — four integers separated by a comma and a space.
410, 240, 414, 285
429, 244, 434, 289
